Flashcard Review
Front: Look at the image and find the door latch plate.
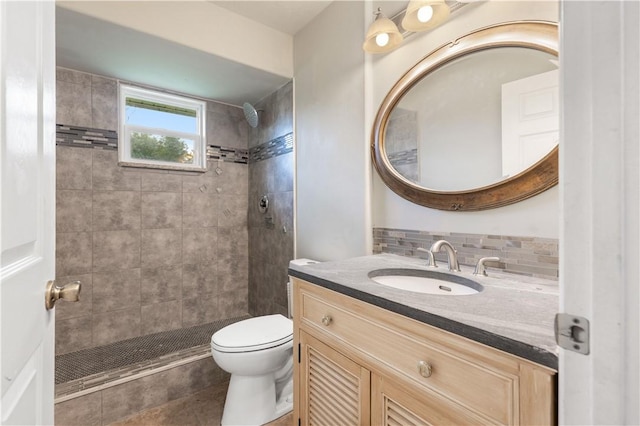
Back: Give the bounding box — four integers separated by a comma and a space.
554, 313, 590, 355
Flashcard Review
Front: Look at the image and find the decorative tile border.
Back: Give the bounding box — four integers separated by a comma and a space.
56, 124, 251, 164
56, 125, 118, 151
249, 132, 293, 163
388, 148, 418, 166
373, 227, 559, 280
207, 145, 249, 164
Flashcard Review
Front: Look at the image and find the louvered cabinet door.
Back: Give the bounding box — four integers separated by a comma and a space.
299, 331, 371, 426
371, 373, 486, 426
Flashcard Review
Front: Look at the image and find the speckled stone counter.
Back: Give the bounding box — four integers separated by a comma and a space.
289, 253, 559, 370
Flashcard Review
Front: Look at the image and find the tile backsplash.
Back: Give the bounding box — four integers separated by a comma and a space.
373, 227, 559, 280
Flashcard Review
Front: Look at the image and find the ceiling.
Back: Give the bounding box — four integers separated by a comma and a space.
55, 1, 413, 106
56, 1, 334, 106
210, 1, 333, 35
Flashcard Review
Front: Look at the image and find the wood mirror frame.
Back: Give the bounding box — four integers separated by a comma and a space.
371, 21, 559, 211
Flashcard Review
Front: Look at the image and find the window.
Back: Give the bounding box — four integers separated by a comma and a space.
119, 84, 207, 171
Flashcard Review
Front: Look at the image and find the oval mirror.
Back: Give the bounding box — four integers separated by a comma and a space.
372, 21, 559, 211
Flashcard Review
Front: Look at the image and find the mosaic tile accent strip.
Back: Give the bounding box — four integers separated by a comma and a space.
373, 227, 559, 280
55, 315, 249, 390
388, 148, 418, 166
249, 132, 293, 163
57, 124, 250, 164
56, 124, 118, 151
207, 145, 249, 164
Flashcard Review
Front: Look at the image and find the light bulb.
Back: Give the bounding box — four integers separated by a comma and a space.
375, 32, 390, 47
417, 5, 434, 23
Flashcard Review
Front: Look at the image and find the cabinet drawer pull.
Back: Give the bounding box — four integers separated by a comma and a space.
321, 315, 332, 326
418, 360, 433, 378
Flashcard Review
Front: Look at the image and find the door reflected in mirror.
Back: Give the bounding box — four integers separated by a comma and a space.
385, 47, 558, 191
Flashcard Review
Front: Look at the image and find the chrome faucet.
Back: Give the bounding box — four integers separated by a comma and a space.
473, 257, 500, 276
416, 247, 437, 267
429, 240, 461, 271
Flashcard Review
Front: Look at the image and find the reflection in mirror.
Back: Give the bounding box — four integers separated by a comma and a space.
385, 47, 558, 191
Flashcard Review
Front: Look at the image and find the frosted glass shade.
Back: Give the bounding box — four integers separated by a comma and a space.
363, 13, 403, 54
402, 0, 450, 32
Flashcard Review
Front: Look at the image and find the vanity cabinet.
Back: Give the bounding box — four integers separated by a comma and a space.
292, 277, 556, 425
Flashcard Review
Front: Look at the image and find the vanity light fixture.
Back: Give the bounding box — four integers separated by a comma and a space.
362, 7, 403, 54
402, 0, 450, 32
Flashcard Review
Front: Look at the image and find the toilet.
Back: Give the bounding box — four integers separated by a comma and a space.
211, 314, 294, 425
211, 259, 318, 425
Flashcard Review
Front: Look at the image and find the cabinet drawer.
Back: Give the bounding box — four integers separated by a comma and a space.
300, 288, 517, 424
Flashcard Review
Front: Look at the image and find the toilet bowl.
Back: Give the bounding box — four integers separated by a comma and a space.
211, 314, 294, 426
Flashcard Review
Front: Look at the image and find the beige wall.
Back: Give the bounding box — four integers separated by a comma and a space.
294, 1, 370, 261
294, 1, 560, 264
370, 1, 560, 239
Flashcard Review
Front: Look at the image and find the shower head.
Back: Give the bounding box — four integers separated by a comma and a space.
242, 102, 259, 128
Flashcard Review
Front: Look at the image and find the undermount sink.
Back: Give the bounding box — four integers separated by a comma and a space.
368, 268, 483, 296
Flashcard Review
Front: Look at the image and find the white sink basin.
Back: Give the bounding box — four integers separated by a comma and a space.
368, 269, 482, 296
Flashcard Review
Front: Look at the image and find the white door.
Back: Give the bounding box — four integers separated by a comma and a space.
501, 69, 559, 178
560, 1, 639, 424
1, 1, 56, 425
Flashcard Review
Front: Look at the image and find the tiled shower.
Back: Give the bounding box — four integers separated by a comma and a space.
54, 68, 294, 423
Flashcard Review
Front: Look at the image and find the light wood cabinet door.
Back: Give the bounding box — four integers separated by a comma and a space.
371, 373, 487, 426
299, 331, 371, 426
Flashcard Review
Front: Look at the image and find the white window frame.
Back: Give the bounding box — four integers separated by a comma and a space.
119, 84, 207, 171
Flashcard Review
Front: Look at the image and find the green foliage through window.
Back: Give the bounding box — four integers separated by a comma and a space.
130, 132, 194, 164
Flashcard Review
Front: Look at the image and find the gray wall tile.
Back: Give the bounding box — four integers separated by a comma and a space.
206, 107, 249, 150
54, 389, 101, 426
141, 300, 182, 334
56, 315, 93, 355
93, 307, 141, 346
93, 150, 141, 191
55, 274, 93, 321
182, 263, 218, 299
56, 232, 92, 277
218, 195, 247, 227
141, 172, 182, 192
57, 146, 92, 190
92, 268, 141, 313
93, 191, 141, 231
91, 75, 117, 130
182, 296, 221, 327
141, 192, 182, 229
217, 161, 248, 196
182, 228, 217, 265
57, 190, 92, 233
93, 230, 141, 272
55, 68, 253, 353
141, 229, 182, 268
57, 68, 92, 85
141, 266, 182, 305
218, 289, 248, 319
57, 80, 92, 127
182, 193, 218, 228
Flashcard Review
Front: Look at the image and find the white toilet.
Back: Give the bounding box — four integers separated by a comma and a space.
211, 314, 294, 425
211, 259, 318, 425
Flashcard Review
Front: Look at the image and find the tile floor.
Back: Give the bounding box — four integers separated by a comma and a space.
108, 381, 293, 426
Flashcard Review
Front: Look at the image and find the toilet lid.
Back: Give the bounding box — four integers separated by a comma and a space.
211, 314, 293, 353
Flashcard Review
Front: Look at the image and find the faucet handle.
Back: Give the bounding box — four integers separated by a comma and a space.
474, 257, 501, 276
416, 247, 437, 268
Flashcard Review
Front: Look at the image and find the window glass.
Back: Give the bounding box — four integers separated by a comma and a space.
125, 98, 198, 133
119, 84, 206, 171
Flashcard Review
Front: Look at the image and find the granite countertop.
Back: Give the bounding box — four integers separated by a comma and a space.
288, 253, 559, 370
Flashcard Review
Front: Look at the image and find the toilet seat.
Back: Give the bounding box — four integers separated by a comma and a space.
211, 314, 293, 353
